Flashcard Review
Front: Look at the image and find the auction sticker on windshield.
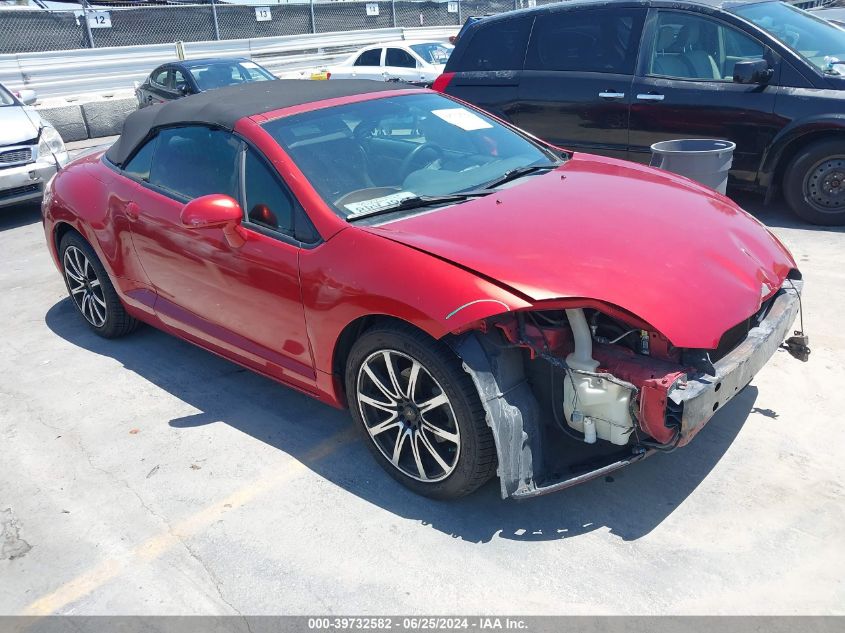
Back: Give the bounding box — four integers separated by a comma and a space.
345, 191, 416, 216
431, 108, 493, 131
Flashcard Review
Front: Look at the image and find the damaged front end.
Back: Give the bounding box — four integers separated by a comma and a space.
447, 279, 806, 499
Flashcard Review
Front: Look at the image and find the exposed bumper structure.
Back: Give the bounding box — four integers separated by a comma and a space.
672, 281, 802, 446
454, 280, 803, 500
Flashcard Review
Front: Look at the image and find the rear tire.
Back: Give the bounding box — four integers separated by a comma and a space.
345, 323, 497, 499
783, 139, 845, 226
59, 232, 140, 338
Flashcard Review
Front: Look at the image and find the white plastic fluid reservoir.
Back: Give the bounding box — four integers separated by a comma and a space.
562, 308, 635, 445
563, 374, 634, 446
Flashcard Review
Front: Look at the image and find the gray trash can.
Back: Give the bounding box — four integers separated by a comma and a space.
649, 139, 736, 194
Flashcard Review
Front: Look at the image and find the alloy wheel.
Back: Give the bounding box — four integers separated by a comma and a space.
356, 349, 461, 483
805, 156, 845, 214
63, 245, 107, 328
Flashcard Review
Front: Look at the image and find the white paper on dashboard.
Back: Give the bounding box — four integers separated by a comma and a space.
431, 108, 493, 131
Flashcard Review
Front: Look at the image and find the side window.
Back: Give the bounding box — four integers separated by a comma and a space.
386, 48, 417, 68
722, 25, 766, 77
148, 126, 240, 200
172, 69, 188, 93
453, 16, 533, 71
354, 48, 382, 67
525, 8, 645, 74
150, 67, 169, 87
649, 12, 765, 81
243, 148, 294, 235
123, 136, 158, 181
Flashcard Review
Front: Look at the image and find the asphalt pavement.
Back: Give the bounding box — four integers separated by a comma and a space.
0, 148, 842, 614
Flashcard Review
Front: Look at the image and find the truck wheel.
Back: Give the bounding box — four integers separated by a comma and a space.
345, 324, 497, 499
783, 139, 845, 226
59, 232, 140, 338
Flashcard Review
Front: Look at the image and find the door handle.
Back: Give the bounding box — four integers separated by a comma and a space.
637, 93, 665, 101
125, 201, 140, 221
598, 91, 625, 99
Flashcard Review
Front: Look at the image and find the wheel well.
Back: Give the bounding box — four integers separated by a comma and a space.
774, 130, 845, 185
332, 314, 440, 382
53, 222, 80, 252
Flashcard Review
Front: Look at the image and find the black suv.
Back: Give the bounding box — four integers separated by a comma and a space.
435, 0, 845, 225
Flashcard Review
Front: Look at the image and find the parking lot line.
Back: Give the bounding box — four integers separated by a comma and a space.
21, 425, 358, 616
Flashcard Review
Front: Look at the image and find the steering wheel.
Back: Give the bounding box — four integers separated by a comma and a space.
399, 143, 444, 181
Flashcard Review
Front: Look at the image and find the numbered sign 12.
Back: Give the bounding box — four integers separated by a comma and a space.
366, 3, 379, 16
88, 11, 111, 28
255, 6, 272, 22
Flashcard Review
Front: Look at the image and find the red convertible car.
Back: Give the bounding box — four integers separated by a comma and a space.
43, 80, 807, 499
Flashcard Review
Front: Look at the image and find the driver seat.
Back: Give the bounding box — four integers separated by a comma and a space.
673, 23, 721, 79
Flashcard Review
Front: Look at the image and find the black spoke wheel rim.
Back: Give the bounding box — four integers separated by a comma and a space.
356, 349, 461, 483
63, 245, 107, 327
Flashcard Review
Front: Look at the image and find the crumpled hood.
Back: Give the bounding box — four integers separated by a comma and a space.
0, 106, 40, 146
363, 154, 797, 349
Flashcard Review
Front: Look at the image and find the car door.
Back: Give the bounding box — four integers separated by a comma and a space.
171, 67, 194, 98
442, 15, 533, 122
627, 9, 781, 185
383, 47, 424, 84
124, 125, 316, 386
348, 47, 385, 80
511, 6, 646, 160
139, 65, 172, 107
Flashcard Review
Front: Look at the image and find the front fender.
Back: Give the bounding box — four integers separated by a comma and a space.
299, 227, 531, 376
759, 114, 845, 188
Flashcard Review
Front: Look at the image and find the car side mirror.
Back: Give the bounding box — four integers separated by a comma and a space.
17, 89, 37, 105
181, 194, 246, 247
733, 59, 773, 85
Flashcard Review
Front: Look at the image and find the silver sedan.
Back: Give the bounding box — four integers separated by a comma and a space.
0, 83, 69, 209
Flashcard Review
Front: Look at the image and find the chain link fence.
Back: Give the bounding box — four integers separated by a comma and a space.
0, 0, 494, 54
0, 0, 829, 55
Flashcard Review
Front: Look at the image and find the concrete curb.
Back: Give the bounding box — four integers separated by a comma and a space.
36, 104, 89, 142
81, 99, 137, 139
36, 96, 137, 143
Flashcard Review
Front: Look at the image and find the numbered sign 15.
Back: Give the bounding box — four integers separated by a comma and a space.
366, 3, 379, 16
255, 6, 272, 22
88, 11, 111, 28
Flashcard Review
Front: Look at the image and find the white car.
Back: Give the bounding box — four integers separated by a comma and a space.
328, 41, 453, 86
0, 83, 68, 209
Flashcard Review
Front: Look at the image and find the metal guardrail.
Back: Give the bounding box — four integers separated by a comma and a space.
0, 26, 457, 99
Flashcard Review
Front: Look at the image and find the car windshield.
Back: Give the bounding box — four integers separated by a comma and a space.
409, 43, 453, 65
262, 93, 558, 220
733, 1, 845, 73
0, 85, 15, 107
189, 61, 274, 91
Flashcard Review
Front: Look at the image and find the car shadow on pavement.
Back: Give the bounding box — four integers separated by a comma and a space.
0, 203, 42, 232
46, 297, 757, 544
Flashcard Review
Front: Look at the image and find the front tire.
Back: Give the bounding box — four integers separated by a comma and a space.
345, 324, 497, 499
59, 232, 140, 338
783, 139, 845, 226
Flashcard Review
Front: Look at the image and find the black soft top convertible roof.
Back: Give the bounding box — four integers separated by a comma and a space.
106, 79, 412, 166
